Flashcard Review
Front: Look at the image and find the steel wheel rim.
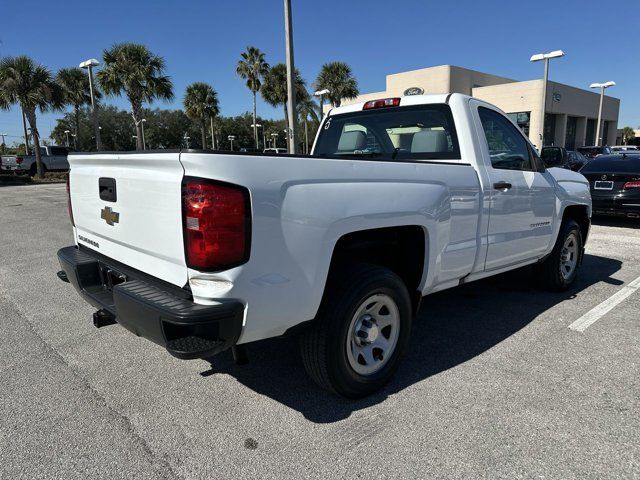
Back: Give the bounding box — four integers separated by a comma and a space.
560, 232, 578, 280
346, 293, 400, 376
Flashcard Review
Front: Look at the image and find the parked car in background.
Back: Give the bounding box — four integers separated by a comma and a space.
577, 145, 612, 159
11, 146, 73, 175
611, 145, 639, 153
57, 94, 592, 398
263, 147, 287, 154
0, 155, 21, 171
541, 147, 589, 171
580, 153, 640, 218
569, 150, 590, 170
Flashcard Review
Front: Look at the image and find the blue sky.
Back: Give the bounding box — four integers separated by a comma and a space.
1, 0, 638, 143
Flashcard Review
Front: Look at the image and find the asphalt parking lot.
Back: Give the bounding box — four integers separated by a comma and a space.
0, 183, 638, 479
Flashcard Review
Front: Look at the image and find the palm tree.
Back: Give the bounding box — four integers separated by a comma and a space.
56, 67, 101, 149
97, 43, 173, 150
314, 61, 359, 107
0, 56, 62, 177
261, 63, 306, 150
621, 126, 635, 145
236, 47, 269, 149
297, 93, 319, 154
183, 82, 219, 149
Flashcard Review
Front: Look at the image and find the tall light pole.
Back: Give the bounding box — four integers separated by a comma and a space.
284, 0, 298, 154
530, 50, 565, 148
141, 119, 147, 150
64, 130, 70, 146
130, 114, 147, 150
79, 58, 102, 151
21, 109, 29, 155
228, 135, 236, 151
251, 123, 265, 149
589, 81, 615, 146
210, 116, 216, 150
314, 89, 330, 120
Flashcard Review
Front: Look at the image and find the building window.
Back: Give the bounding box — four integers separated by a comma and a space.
506, 111, 530, 137
586, 119, 596, 146
602, 121, 610, 146
565, 116, 578, 150
543, 114, 556, 146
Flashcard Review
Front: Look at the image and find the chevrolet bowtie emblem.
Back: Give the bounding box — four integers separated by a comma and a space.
100, 206, 120, 226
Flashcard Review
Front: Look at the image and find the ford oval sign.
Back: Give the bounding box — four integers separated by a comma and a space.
403, 87, 424, 96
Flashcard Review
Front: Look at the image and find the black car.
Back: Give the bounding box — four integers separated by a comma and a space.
540, 147, 588, 171
577, 145, 612, 159
580, 154, 640, 218
568, 150, 590, 171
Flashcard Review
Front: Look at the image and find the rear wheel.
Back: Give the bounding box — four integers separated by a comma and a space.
29, 163, 46, 177
300, 264, 412, 398
536, 219, 583, 291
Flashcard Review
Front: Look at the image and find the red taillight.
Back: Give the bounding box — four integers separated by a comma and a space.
16, 157, 23, 165
182, 179, 250, 271
623, 181, 640, 189
363, 98, 401, 110
66, 173, 74, 226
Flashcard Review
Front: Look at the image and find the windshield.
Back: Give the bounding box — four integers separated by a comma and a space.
314, 104, 460, 161
578, 147, 606, 156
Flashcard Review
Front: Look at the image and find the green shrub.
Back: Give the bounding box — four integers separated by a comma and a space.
31, 172, 67, 183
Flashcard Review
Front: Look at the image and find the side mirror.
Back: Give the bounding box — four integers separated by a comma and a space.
540, 147, 565, 168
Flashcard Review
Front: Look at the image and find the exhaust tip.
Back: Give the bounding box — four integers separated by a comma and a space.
56, 270, 69, 283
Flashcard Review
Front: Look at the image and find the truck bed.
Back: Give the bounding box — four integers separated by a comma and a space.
68, 150, 481, 343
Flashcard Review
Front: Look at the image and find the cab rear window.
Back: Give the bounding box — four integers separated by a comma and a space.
314, 104, 460, 161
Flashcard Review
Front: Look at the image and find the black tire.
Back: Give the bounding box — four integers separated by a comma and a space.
300, 264, 412, 398
536, 219, 583, 291
29, 163, 46, 177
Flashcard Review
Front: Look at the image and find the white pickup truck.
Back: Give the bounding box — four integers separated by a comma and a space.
57, 94, 591, 397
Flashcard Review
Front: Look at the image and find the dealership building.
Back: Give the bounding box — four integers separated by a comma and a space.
338, 65, 620, 149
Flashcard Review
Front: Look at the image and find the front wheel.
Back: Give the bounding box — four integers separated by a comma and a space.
536, 219, 583, 291
300, 264, 412, 398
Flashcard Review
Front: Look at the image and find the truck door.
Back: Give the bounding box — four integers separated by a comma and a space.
49, 146, 69, 170
472, 104, 556, 270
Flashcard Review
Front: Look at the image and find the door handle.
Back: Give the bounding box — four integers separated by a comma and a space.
493, 181, 512, 190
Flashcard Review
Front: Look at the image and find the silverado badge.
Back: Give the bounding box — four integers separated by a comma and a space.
100, 206, 120, 226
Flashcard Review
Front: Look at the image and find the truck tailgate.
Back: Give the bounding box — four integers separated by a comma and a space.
69, 153, 187, 287
1, 156, 18, 169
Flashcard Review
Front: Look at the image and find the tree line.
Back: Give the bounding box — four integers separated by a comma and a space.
0, 43, 360, 177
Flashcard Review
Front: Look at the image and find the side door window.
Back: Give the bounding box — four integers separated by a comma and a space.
478, 107, 533, 171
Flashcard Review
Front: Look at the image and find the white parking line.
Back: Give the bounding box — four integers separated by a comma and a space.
569, 275, 640, 332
